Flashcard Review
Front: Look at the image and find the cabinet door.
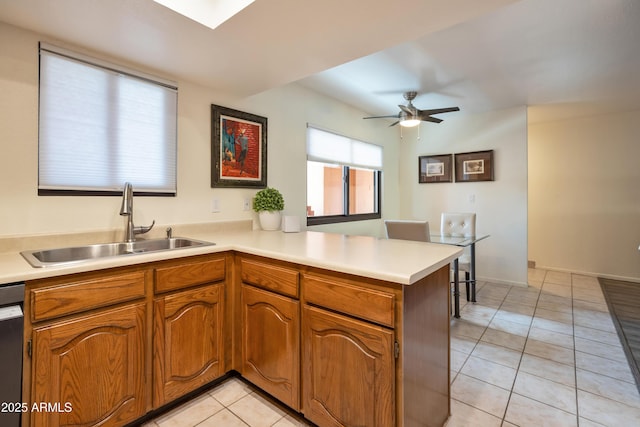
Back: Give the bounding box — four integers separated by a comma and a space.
302, 305, 395, 427
241, 284, 300, 410
31, 303, 146, 427
153, 283, 224, 407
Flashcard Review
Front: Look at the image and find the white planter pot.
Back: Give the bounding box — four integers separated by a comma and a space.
258, 211, 282, 231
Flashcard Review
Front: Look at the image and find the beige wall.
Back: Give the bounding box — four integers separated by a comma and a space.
0, 22, 399, 239
11, 20, 608, 283
528, 111, 640, 281
0, 21, 528, 285
7, 19, 636, 285
397, 107, 529, 286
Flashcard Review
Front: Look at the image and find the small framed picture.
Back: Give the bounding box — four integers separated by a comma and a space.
418, 154, 453, 183
454, 150, 494, 182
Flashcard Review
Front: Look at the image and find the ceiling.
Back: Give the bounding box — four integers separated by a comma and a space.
1, 0, 639, 124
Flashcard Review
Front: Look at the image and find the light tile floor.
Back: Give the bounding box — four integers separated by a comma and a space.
145, 268, 640, 427
144, 377, 311, 427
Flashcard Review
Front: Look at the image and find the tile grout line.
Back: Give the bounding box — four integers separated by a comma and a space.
570, 272, 581, 426
499, 277, 543, 425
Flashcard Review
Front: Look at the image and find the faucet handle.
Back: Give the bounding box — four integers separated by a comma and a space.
166, 227, 173, 239
134, 220, 155, 236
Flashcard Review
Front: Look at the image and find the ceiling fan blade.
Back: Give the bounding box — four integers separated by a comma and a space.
364, 93, 458, 127
398, 105, 413, 115
363, 114, 399, 119
418, 107, 460, 115
420, 116, 443, 123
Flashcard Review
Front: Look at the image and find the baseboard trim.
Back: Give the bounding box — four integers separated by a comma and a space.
534, 265, 640, 284
476, 276, 529, 288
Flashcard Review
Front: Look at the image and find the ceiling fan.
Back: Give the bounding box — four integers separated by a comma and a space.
363, 91, 460, 127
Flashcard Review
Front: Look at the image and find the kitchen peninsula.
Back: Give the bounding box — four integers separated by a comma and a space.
0, 224, 462, 427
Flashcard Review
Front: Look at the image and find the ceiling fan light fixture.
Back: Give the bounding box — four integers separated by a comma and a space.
399, 117, 421, 127
362, 91, 459, 127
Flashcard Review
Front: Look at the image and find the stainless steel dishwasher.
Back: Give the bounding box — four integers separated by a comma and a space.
0, 282, 24, 427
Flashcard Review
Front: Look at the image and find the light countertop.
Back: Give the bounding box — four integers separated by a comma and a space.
0, 229, 462, 286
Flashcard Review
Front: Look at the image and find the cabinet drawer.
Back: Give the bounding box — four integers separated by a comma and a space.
240, 258, 299, 298
302, 274, 395, 328
155, 257, 226, 293
31, 270, 146, 322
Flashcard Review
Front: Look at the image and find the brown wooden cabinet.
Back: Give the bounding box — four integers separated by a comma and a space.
301, 273, 397, 427
241, 284, 300, 409
153, 283, 224, 407
235, 257, 450, 427
238, 256, 300, 410
23, 249, 451, 427
24, 253, 229, 427
28, 269, 148, 427
302, 305, 395, 427
152, 255, 227, 407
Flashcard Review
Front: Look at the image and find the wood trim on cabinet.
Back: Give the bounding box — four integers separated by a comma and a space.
240, 257, 299, 298
400, 264, 451, 426
155, 256, 226, 293
302, 273, 395, 328
30, 270, 146, 322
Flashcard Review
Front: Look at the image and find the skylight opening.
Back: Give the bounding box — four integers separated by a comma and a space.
153, 0, 255, 30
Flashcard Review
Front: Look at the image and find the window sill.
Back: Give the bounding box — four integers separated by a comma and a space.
307, 213, 381, 226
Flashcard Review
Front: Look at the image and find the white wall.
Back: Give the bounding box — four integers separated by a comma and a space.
0, 22, 399, 238
397, 107, 529, 286
0, 22, 533, 286
528, 111, 640, 281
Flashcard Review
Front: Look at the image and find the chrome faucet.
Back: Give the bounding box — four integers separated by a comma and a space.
119, 182, 155, 243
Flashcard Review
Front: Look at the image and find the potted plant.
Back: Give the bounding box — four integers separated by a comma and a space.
253, 187, 285, 230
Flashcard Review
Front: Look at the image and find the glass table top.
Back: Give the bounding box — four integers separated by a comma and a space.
429, 234, 489, 247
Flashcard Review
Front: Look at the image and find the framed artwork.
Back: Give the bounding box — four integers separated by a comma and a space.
454, 150, 494, 182
211, 104, 267, 188
419, 154, 453, 183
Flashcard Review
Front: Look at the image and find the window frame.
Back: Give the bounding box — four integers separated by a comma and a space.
306, 126, 383, 226
306, 166, 382, 226
37, 43, 178, 197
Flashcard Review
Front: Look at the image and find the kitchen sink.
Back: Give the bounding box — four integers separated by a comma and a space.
20, 237, 215, 268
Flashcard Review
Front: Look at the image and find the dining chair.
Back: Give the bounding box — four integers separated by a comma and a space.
441, 212, 476, 301
384, 220, 430, 242
386, 219, 463, 317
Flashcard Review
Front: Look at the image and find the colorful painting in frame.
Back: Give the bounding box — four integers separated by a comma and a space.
211, 104, 267, 188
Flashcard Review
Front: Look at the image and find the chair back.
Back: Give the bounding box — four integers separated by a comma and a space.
385, 220, 431, 242
440, 213, 476, 237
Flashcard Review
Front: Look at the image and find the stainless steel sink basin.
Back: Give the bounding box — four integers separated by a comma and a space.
21, 237, 215, 268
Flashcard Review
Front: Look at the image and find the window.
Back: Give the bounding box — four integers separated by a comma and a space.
306, 126, 382, 225
38, 43, 178, 195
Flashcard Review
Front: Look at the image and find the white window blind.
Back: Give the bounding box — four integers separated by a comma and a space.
38, 43, 178, 194
306, 126, 383, 169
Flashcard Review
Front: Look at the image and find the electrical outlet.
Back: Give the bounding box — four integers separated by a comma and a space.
243, 197, 251, 211
468, 194, 476, 203
212, 198, 220, 213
